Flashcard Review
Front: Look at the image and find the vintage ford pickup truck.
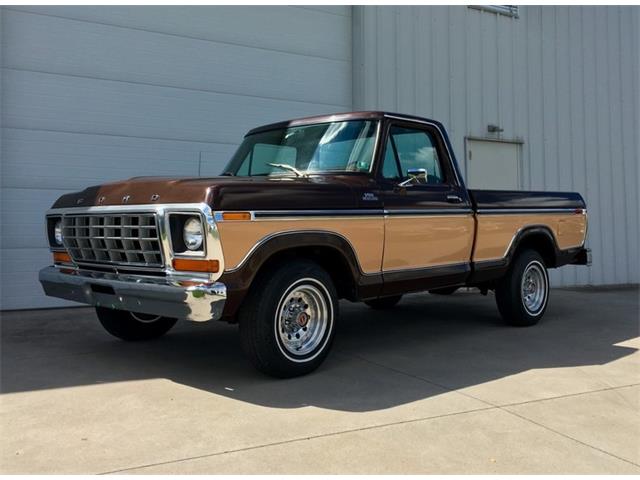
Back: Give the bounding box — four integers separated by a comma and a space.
40, 111, 590, 377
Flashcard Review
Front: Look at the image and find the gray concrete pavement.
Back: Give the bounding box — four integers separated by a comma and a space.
1, 287, 638, 474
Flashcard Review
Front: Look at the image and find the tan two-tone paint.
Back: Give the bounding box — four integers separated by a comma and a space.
216, 215, 385, 274
473, 211, 587, 262
216, 209, 587, 275
382, 213, 475, 270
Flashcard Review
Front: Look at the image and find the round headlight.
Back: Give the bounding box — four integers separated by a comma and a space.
183, 217, 203, 251
54, 220, 64, 245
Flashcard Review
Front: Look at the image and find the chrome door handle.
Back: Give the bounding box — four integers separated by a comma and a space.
446, 195, 463, 203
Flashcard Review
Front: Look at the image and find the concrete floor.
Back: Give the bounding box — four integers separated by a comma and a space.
1, 287, 638, 474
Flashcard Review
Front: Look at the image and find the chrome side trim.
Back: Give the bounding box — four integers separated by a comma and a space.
215, 208, 473, 220
253, 209, 381, 219
477, 208, 585, 215
384, 209, 473, 217
214, 207, 584, 219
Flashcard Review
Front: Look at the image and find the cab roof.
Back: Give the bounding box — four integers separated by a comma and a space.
245, 111, 444, 136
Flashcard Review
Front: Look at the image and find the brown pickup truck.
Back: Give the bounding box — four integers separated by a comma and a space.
39, 111, 590, 377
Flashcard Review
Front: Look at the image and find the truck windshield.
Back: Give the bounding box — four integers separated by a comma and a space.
225, 120, 378, 177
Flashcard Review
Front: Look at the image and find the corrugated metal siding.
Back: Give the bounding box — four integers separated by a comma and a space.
0, 6, 352, 309
1, 6, 637, 311
353, 5, 639, 287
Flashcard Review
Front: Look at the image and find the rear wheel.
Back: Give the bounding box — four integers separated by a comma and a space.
95, 308, 177, 341
364, 295, 402, 310
495, 249, 549, 326
238, 260, 338, 378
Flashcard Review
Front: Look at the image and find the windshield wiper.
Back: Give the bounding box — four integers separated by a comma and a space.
266, 163, 307, 178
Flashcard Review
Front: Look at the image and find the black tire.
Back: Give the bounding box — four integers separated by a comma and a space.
495, 249, 550, 327
364, 295, 402, 309
429, 286, 459, 295
95, 307, 178, 341
238, 260, 338, 378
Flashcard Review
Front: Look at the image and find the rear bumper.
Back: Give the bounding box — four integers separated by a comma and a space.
39, 266, 226, 322
561, 247, 592, 266
573, 247, 592, 266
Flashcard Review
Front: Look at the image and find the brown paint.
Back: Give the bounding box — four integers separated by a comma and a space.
52, 177, 216, 208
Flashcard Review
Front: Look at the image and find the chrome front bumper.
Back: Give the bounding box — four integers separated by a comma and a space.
39, 266, 226, 322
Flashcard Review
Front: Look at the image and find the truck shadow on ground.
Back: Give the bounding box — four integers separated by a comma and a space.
2, 288, 638, 412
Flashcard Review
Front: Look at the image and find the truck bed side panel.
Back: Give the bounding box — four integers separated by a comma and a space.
469, 190, 587, 264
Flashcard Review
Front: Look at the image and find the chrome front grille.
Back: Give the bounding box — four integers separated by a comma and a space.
62, 213, 163, 268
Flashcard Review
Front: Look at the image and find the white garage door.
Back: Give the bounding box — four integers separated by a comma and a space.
0, 6, 353, 310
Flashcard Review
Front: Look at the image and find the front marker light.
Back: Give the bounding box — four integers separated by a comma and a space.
54, 220, 64, 246
183, 217, 203, 251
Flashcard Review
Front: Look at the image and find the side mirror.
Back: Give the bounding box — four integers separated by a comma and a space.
398, 168, 427, 187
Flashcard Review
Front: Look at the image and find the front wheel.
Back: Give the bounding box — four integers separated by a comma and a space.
95, 308, 178, 341
239, 260, 338, 378
495, 249, 549, 326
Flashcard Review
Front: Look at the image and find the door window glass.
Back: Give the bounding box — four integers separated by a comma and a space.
382, 126, 444, 184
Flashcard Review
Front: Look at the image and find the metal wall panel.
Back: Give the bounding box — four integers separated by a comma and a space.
353, 5, 639, 287
0, 6, 352, 309
1, 5, 637, 311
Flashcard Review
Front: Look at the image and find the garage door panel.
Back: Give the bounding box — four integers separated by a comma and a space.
0, 248, 74, 310
4, 10, 351, 106
4, 70, 346, 144
2, 129, 236, 190
9, 6, 351, 61
297, 5, 351, 17
1, 188, 68, 249
1, 5, 352, 309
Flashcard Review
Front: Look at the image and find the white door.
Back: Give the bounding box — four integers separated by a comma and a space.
465, 139, 521, 190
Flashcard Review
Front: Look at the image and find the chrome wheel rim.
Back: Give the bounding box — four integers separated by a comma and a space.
275, 279, 331, 360
131, 312, 162, 323
521, 261, 547, 315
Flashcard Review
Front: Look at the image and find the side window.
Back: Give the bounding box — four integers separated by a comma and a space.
382, 126, 444, 184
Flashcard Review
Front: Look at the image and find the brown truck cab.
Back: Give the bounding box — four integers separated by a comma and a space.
39, 111, 590, 377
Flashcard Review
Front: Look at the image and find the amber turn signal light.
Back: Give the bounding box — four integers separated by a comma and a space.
221, 211, 252, 221
172, 258, 219, 273
53, 251, 72, 264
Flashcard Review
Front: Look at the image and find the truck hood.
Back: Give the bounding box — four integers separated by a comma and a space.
51, 175, 371, 210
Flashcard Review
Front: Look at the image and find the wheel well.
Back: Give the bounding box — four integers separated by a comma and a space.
253, 246, 357, 300
512, 231, 557, 268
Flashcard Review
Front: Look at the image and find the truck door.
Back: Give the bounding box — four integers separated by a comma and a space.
378, 120, 475, 295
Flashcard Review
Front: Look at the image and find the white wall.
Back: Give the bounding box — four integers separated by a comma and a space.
353, 5, 640, 287
1, 6, 638, 310
0, 6, 353, 309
